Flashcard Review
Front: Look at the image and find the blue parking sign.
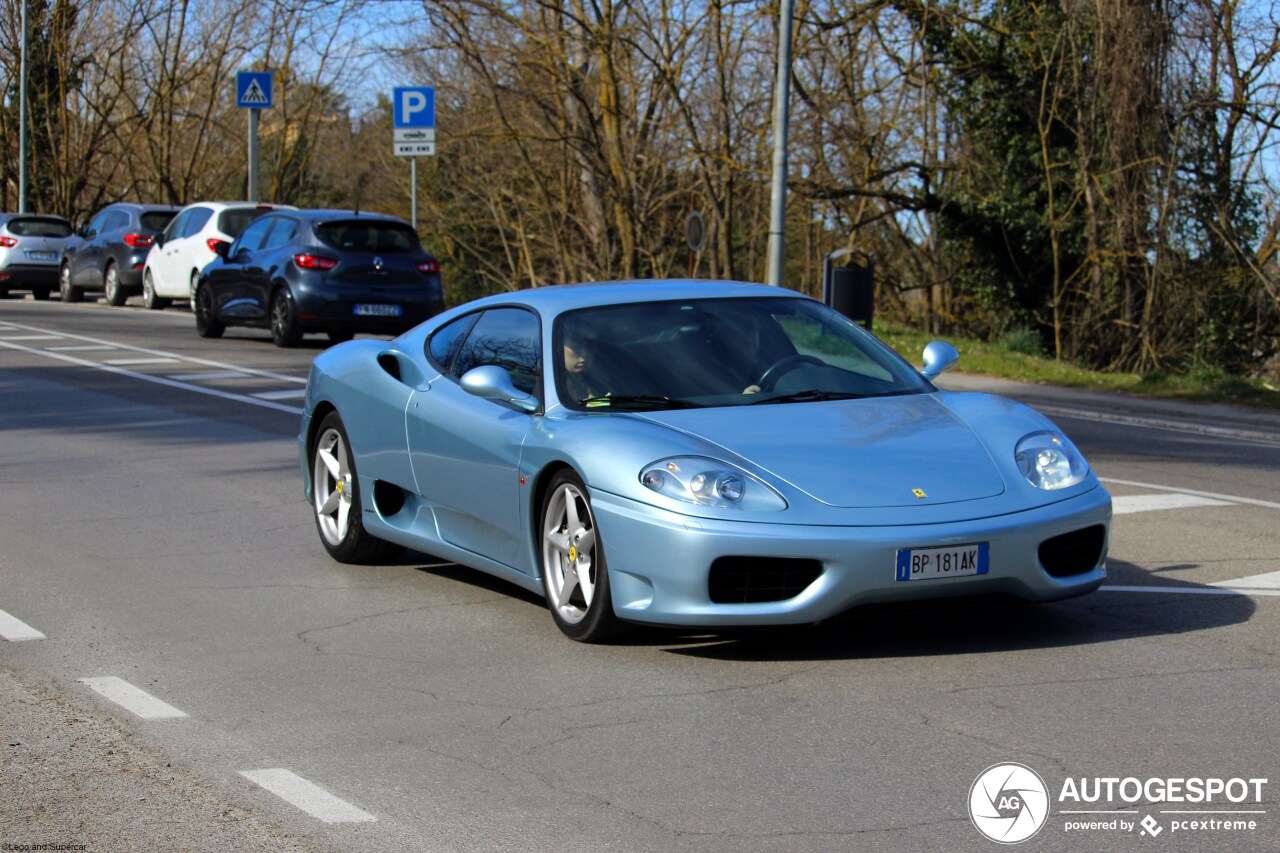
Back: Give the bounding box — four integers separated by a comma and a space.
237, 72, 273, 109
394, 87, 435, 128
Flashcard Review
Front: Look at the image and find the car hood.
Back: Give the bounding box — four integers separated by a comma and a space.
632, 394, 1007, 508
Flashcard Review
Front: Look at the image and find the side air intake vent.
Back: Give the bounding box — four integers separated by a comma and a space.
1039, 525, 1106, 577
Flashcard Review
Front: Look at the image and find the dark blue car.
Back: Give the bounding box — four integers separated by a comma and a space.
60, 203, 180, 305
194, 209, 445, 347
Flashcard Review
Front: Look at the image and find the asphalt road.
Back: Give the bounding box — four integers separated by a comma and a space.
2, 295, 1277, 852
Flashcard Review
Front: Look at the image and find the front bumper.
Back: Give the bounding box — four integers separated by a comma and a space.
591, 486, 1112, 626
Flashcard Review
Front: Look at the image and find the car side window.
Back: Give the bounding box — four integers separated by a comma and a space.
85, 211, 109, 238
105, 210, 130, 232
261, 218, 298, 251
453, 308, 540, 395
427, 313, 480, 372
233, 217, 275, 254
184, 208, 213, 237
164, 210, 191, 242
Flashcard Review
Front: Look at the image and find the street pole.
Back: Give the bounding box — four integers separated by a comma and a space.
765, 0, 796, 286
18, 0, 28, 212
247, 108, 260, 202
411, 157, 418, 230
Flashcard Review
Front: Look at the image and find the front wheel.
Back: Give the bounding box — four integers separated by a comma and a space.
271, 288, 303, 348
103, 263, 127, 306
143, 270, 171, 310
540, 470, 624, 642
311, 412, 404, 564
60, 264, 83, 303
193, 283, 225, 338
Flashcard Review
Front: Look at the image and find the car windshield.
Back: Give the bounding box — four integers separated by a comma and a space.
316, 220, 420, 253
555, 296, 932, 410
141, 211, 177, 231
8, 218, 72, 238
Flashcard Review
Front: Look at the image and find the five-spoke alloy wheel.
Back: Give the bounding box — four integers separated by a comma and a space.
311, 412, 402, 564
540, 470, 622, 642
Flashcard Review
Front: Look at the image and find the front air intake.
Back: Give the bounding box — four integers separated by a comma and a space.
708, 557, 822, 604
1038, 525, 1106, 577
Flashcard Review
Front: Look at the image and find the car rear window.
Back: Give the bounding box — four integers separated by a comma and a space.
7, 218, 72, 238
316, 220, 420, 253
140, 211, 177, 231
217, 207, 274, 239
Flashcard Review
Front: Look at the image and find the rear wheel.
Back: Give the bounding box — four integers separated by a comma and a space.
59, 264, 82, 303
193, 284, 224, 338
143, 270, 171, 310
540, 470, 624, 642
270, 288, 303, 348
311, 412, 404, 563
103, 263, 127, 306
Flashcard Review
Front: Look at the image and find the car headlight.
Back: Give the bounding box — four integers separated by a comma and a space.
1015, 431, 1088, 490
640, 456, 787, 511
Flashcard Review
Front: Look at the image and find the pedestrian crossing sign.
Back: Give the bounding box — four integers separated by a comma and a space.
236, 72, 273, 109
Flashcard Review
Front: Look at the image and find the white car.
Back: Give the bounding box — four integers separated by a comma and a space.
142, 201, 294, 309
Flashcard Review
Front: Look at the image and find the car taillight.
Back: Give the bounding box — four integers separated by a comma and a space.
123, 233, 153, 248
207, 238, 228, 254
294, 253, 338, 271
417, 260, 440, 274
0, 237, 17, 248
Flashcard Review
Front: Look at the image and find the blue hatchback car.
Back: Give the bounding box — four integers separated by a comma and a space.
194, 209, 445, 347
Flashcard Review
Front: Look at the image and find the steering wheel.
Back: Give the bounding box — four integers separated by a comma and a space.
755, 354, 827, 391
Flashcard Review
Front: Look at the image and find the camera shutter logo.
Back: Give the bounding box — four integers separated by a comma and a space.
969, 763, 1050, 844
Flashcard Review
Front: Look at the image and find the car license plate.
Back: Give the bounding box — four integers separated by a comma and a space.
895, 543, 989, 581
26, 250, 57, 261
353, 303, 402, 317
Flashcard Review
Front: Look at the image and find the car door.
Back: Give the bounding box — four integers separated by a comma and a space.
72, 210, 110, 285
170, 206, 213, 292
205, 215, 275, 321
153, 209, 193, 295
407, 307, 541, 571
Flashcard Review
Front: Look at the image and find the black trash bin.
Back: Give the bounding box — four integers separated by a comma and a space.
827, 257, 874, 329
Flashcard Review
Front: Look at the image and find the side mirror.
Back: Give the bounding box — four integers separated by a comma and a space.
154, 233, 166, 248
921, 341, 959, 379
213, 241, 231, 259
460, 365, 538, 412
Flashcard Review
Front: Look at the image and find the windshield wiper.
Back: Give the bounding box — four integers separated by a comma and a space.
578, 394, 705, 410
747, 389, 865, 405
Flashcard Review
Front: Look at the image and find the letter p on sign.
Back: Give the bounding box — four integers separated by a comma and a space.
394, 87, 435, 129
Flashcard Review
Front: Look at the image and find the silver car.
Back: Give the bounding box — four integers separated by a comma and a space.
0, 213, 74, 300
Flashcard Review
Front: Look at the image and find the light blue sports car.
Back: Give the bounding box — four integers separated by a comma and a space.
300, 280, 1111, 642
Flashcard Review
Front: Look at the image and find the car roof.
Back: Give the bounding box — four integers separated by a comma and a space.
176, 201, 298, 212
456, 279, 806, 314
288, 209, 411, 224
95, 203, 181, 213
0, 212, 71, 224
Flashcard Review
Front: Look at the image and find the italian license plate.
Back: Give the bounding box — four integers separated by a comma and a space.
895, 542, 989, 581
26, 250, 57, 261
353, 303, 402, 317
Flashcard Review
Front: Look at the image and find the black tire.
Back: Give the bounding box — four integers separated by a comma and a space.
0, 287, 8, 299
310, 412, 404, 564
59, 264, 83, 303
327, 330, 354, 345
143, 270, 171, 310
270, 288, 303, 348
193, 283, 225, 338
31, 287, 50, 301
539, 469, 625, 642
103, 263, 127, 306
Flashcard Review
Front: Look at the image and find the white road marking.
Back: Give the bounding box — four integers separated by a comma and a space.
239, 769, 376, 823
1039, 404, 1280, 446
45, 344, 119, 352
169, 371, 253, 380
253, 389, 308, 400
1101, 478, 1280, 511
103, 357, 180, 366
0, 609, 46, 641
0, 339, 303, 415
1099, 585, 1245, 596
0, 334, 64, 341
1112, 493, 1236, 515
78, 677, 188, 719
1214, 570, 1280, 592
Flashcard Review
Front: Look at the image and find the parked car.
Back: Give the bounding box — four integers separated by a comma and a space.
59, 203, 180, 305
194, 209, 445, 347
141, 201, 294, 310
299, 280, 1112, 642
0, 213, 74, 300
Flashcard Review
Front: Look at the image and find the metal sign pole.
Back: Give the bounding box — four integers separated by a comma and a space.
411, 157, 418, 230
247, 108, 260, 203
18, 0, 28, 212
765, 0, 796, 286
